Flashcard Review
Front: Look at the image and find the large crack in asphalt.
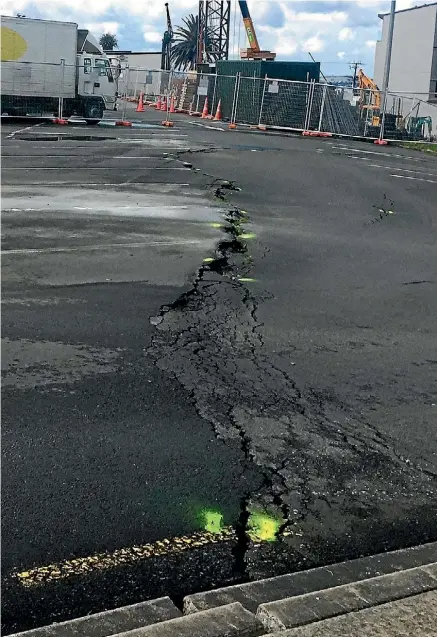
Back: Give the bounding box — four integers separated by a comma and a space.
148, 153, 437, 578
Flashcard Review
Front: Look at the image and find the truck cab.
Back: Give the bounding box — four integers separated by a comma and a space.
77, 53, 117, 111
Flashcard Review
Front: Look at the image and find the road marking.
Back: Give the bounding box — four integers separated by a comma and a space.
331, 145, 421, 161
15, 521, 295, 588
5, 122, 43, 139
2, 167, 190, 171
189, 122, 225, 131
366, 163, 437, 177
390, 174, 437, 183
15, 527, 237, 587
2, 240, 204, 255
1, 182, 192, 186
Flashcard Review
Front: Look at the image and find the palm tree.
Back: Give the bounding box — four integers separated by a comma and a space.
170, 14, 199, 70
99, 33, 118, 51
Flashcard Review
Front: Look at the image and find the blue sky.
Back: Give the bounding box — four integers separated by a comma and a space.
2, 0, 426, 75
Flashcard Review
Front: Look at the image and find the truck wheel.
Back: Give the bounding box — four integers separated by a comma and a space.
83, 100, 104, 124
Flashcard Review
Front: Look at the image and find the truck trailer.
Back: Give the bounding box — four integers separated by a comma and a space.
1, 16, 117, 123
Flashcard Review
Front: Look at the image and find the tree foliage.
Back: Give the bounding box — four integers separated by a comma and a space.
170, 14, 200, 70
99, 33, 119, 51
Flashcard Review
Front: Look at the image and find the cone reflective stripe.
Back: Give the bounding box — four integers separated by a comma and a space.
156, 95, 162, 110
161, 96, 167, 112
135, 92, 145, 112
201, 97, 209, 118
213, 99, 222, 121
169, 95, 175, 113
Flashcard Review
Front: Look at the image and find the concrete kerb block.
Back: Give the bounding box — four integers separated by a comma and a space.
256, 564, 437, 632
183, 542, 437, 615
9, 597, 181, 637
112, 603, 265, 637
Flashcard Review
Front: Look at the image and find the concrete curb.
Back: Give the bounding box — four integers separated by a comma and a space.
184, 541, 437, 613
10, 542, 437, 637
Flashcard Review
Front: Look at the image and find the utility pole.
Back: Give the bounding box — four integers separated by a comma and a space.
379, 0, 396, 141
349, 61, 363, 89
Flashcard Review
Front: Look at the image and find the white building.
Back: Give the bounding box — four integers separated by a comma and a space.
373, 2, 437, 136
104, 50, 163, 97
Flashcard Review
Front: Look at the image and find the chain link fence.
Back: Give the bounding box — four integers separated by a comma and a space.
2, 58, 436, 139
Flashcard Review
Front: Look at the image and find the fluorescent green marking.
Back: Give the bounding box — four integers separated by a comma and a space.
240, 232, 256, 240
240, 210, 248, 215
238, 277, 257, 283
209, 222, 223, 228
203, 510, 224, 534
387, 210, 394, 214
203, 257, 214, 263
248, 513, 280, 542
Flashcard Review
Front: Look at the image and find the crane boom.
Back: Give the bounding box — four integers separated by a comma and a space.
161, 2, 173, 71
238, 1, 275, 60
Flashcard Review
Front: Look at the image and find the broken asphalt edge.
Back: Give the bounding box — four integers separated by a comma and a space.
10, 541, 437, 637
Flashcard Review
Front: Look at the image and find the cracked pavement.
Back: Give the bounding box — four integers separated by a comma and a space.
2, 110, 437, 632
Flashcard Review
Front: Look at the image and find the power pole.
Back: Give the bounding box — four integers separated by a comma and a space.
379, 0, 396, 140
349, 61, 363, 89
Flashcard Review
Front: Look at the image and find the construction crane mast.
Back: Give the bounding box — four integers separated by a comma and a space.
197, 1, 231, 65
161, 3, 173, 71
238, 1, 275, 60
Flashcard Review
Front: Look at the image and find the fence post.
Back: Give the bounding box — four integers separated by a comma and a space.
304, 79, 315, 132
230, 72, 241, 125
166, 70, 173, 121
59, 58, 65, 119
211, 74, 218, 115
317, 83, 327, 132
258, 74, 267, 126
121, 68, 129, 122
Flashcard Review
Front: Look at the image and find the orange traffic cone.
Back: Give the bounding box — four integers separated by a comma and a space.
156, 95, 162, 110
161, 96, 167, 112
136, 92, 144, 112
201, 97, 209, 118
213, 99, 222, 121
169, 95, 175, 113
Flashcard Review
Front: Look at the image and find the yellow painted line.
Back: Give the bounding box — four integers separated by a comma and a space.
15, 527, 236, 588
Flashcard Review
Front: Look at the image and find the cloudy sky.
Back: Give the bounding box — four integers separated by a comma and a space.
2, 0, 428, 75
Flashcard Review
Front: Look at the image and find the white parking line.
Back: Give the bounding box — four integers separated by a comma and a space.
331, 145, 420, 161
2, 240, 204, 255
2, 167, 190, 171
367, 163, 437, 177
189, 122, 225, 131
5, 122, 43, 138
390, 174, 437, 183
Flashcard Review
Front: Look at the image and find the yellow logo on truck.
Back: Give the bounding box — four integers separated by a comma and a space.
1, 27, 28, 61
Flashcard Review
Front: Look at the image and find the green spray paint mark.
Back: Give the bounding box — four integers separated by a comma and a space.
203, 510, 224, 534
240, 232, 256, 240
248, 513, 280, 542
209, 222, 223, 229
203, 257, 214, 263
238, 277, 257, 283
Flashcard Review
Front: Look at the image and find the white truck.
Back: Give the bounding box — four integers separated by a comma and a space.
1, 16, 117, 123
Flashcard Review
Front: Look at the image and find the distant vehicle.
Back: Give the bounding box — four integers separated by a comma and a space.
1, 16, 117, 123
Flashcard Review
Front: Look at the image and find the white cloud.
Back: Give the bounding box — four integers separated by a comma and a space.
303, 35, 324, 53
143, 30, 162, 44
338, 27, 354, 41
337, 51, 346, 60
85, 21, 120, 35
366, 39, 377, 48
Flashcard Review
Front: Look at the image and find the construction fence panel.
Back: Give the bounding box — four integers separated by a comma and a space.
234, 75, 264, 125
260, 79, 314, 130
214, 73, 239, 121
1, 60, 71, 119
